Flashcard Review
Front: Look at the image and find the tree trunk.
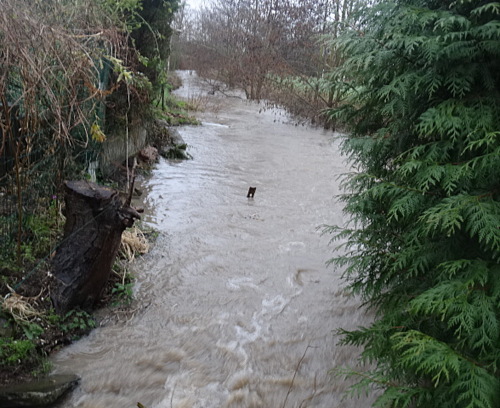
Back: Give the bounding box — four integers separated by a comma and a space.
51, 180, 140, 314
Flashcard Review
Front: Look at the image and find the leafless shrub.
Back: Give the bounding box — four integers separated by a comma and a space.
1, 0, 125, 149
0, 0, 143, 265
173, 0, 358, 125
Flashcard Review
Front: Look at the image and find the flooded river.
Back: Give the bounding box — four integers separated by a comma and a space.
52, 71, 372, 408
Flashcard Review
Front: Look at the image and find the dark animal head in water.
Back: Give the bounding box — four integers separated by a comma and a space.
247, 187, 256, 198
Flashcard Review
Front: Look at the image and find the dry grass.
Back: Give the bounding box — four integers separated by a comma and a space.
120, 226, 150, 262
1, 288, 43, 323
0, 0, 130, 148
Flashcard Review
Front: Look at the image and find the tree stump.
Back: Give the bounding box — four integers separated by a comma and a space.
51, 181, 140, 314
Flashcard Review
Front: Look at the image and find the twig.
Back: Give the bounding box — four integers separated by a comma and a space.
281, 343, 314, 408
170, 383, 176, 408
125, 157, 137, 207
299, 373, 318, 408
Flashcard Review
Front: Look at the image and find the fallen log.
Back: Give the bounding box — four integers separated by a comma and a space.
51, 180, 140, 314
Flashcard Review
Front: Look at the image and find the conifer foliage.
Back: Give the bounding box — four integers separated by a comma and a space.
326, 0, 500, 406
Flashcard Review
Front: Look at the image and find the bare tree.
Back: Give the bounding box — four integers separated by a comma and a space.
175, 0, 359, 114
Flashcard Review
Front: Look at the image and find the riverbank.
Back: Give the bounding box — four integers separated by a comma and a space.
0, 220, 155, 382
0, 73, 198, 391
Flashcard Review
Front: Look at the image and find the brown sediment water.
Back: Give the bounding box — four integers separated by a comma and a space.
52, 71, 373, 408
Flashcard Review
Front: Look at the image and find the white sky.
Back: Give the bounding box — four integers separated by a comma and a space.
185, 0, 208, 10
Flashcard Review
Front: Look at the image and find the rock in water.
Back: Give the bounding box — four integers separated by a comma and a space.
138, 145, 159, 163
0, 374, 79, 407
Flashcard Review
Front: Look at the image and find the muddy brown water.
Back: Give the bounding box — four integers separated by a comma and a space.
52, 71, 373, 408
